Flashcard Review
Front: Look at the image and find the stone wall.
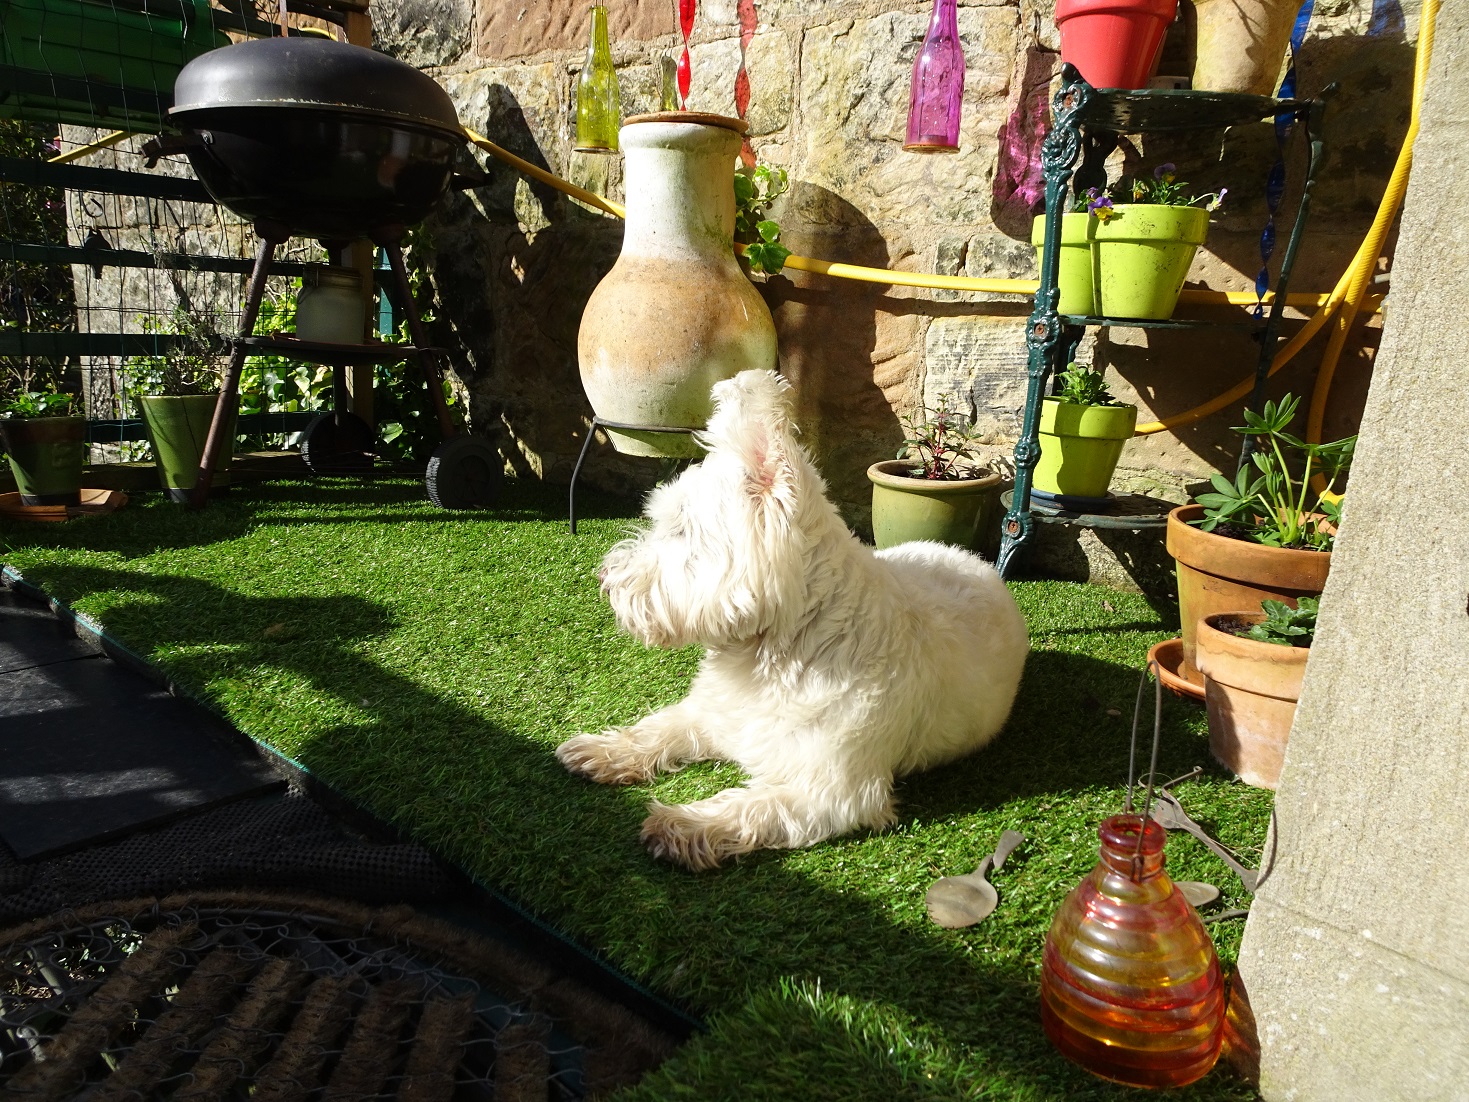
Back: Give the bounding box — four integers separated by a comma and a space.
1234, 1, 1469, 1093
375, 0, 1422, 577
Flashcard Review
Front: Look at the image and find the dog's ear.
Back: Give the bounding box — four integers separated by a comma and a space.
702, 370, 798, 503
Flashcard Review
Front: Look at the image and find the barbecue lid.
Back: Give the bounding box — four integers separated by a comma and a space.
170, 36, 463, 138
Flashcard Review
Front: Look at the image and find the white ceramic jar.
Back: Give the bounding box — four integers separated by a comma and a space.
577, 111, 778, 457
296, 264, 365, 345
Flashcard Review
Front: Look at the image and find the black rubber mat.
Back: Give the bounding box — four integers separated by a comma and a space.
0, 593, 283, 861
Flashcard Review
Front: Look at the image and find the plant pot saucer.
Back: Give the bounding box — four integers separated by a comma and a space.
1149, 636, 1205, 702
1031, 487, 1117, 513
0, 488, 128, 523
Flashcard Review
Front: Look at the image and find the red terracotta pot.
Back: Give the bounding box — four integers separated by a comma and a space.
1195, 612, 1310, 789
1055, 0, 1179, 90
1165, 504, 1331, 676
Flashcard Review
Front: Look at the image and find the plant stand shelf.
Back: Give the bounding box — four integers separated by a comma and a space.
1000, 488, 1173, 531
996, 65, 1329, 579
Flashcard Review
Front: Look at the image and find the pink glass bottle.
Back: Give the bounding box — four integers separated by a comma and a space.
1039, 814, 1224, 1088
904, 0, 965, 152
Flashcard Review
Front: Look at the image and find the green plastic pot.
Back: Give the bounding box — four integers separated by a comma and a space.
0, 415, 85, 505
1031, 212, 1097, 316
0, 0, 227, 130
1091, 204, 1209, 319
867, 460, 1004, 557
137, 394, 235, 502
1034, 397, 1138, 498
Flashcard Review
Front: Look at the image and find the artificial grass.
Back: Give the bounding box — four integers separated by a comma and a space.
0, 477, 1272, 1100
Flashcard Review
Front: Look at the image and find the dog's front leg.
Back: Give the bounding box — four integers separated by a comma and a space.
556, 702, 712, 785
641, 775, 897, 871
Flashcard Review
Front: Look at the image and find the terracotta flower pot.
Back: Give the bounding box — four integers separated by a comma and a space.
1192, 0, 1299, 96
1166, 504, 1331, 675
1054, 0, 1179, 90
1195, 611, 1309, 789
577, 111, 778, 458
867, 460, 1004, 557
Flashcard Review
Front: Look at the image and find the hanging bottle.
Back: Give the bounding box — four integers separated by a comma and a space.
575, 3, 620, 153
1039, 814, 1225, 1088
904, 0, 965, 152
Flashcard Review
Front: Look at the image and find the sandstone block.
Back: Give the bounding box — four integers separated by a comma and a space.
478, 0, 675, 62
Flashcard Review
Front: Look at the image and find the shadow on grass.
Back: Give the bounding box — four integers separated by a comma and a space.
1, 478, 647, 558
2, 557, 1255, 1100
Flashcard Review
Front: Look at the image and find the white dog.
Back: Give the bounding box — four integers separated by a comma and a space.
556, 370, 1029, 870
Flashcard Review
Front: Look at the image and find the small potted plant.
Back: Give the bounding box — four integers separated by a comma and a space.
1195, 596, 1318, 789
1167, 392, 1353, 673
1033, 362, 1137, 503
1088, 165, 1227, 319
867, 394, 1004, 554
1031, 194, 1097, 317
0, 390, 85, 505
126, 307, 235, 502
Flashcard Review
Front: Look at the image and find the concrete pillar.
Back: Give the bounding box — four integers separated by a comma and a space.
1236, 4, 1469, 1098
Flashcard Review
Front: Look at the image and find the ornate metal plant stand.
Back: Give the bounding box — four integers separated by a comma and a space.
996, 65, 1329, 578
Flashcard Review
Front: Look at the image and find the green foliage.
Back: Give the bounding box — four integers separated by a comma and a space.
897, 392, 986, 481
1, 119, 75, 404
1053, 363, 1121, 407
1192, 393, 1354, 550
1, 390, 74, 418
239, 287, 332, 423
733, 163, 791, 275
1242, 596, 1318, 648
1114, 163, 1227, 211
123, 306, 225, 396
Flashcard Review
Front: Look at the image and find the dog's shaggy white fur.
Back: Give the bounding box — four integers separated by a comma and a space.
556, 370, 1028, 870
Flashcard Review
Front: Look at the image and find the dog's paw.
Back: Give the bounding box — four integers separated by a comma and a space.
640, 801, 744, 871
555, 732, 658, 785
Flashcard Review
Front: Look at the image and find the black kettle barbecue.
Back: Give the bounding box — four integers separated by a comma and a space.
157, 36, 499, 509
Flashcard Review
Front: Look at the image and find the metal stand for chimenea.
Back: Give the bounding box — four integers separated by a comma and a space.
567, 418, 698, 534
189, 222, 501, 510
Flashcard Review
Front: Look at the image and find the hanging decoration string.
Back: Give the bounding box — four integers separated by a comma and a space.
1253, 0, 1316, 318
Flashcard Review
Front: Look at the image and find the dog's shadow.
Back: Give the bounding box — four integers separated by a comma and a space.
894, 649, 1216, 825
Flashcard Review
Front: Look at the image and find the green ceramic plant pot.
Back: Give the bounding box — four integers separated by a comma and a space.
0, 416, 86, 505
1034, 397, 1138, 498
1031, 212, 1097, 316
867, 460, 1004, 558
1091, 204, 1209, 319
137, 395, 235, 502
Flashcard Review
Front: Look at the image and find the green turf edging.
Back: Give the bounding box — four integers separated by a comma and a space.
0, 477, 1270, 1100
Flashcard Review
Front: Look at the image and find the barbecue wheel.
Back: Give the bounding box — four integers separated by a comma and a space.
300, 411, 376, 472
425, 435, 503, 510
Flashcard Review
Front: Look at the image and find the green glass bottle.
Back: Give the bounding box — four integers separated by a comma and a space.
575, 3, 620, 153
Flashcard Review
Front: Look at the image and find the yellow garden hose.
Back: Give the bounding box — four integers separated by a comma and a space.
1304, 0, 1438, 479
462, 126, 1339, 307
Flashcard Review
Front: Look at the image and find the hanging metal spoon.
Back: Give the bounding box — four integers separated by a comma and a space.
925, 830, 1026, 928
1151, 788, 1258, 893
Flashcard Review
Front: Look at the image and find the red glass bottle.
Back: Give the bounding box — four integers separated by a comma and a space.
1039, 814, 1224, 1088
904, 0, 965, 152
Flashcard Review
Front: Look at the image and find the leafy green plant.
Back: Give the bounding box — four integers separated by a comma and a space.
239, 288, 332, 428
123, 306, 225, 396
1, 390, 74, 418
1192, 393, 1354, 550
1054, 362, 1122, 407
733, 163, 791, 275
897, 393, 986, 481
1086, 163, 1227, 221
1, 120, 76, 407
1240, 596, 1318, 648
